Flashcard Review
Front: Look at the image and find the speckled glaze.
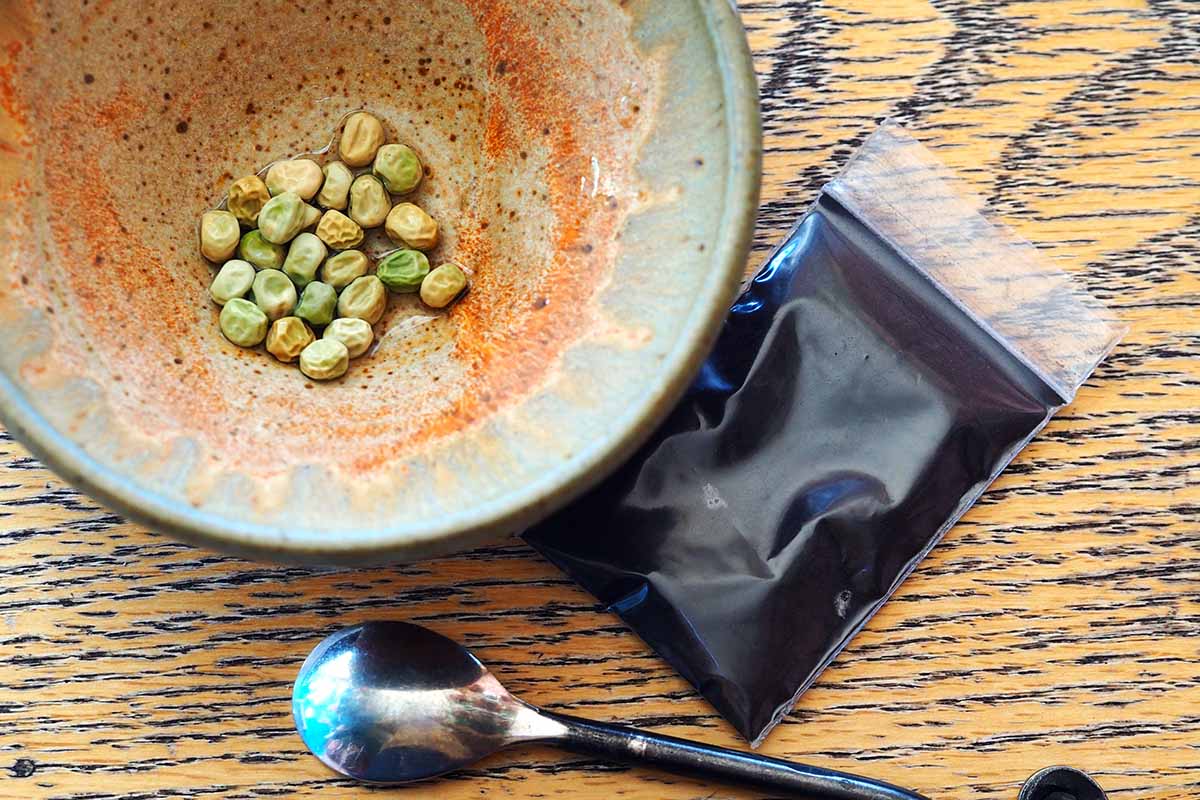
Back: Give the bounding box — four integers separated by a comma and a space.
0, 0, 761, 564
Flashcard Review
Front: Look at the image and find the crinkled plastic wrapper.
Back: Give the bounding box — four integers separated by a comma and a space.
525, 123, 1124, 745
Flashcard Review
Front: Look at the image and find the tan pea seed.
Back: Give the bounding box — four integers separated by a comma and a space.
317, 161, 353, 210
385, 203, 438, 250
209, 259, 255, 305
265, 317, 315, 363
282, 232, 327, 289
251, 268, 298, 321
265, 158, 324, 200
323, 317, 374, 359
420, 262, 468, 309
300, 202, 322, 230
337, 275, 387, 324
227, 175, 270, 227
316, 209, 364, 250
339, 111, 385, 168
200, 210, 240, 262
348, 174, 391, 229
320, 249, 368, 290
299, 338, 349, 381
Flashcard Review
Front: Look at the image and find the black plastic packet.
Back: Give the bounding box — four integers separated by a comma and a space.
524, 123, 1123, 745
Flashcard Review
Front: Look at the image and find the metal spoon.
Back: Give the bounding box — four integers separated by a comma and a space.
292, 621, 927, 799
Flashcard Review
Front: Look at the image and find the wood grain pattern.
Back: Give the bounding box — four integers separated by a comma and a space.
2, 1, 1199, 798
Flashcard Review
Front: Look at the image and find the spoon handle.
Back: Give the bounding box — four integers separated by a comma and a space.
540, 711, 927, 800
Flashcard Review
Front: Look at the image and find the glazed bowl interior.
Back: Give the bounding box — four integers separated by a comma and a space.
0, 0, 760, 563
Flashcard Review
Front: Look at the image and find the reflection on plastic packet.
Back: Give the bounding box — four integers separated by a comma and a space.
525, 122, 1124, 745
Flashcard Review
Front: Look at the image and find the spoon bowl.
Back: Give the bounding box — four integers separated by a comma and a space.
293, 622, 928, 799
293, 622, 562, 783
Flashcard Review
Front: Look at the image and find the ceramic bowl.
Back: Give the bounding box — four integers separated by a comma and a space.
0, 0, 761, 564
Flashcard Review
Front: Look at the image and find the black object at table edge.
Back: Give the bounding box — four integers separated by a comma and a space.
1018, 766, 1108, 800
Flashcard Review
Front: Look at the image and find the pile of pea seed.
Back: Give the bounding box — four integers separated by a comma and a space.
198, 111, 467, 381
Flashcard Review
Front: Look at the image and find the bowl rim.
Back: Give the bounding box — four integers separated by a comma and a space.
0, 0, 763, 565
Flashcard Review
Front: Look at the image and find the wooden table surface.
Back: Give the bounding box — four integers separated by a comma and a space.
3, 2, 1199, 798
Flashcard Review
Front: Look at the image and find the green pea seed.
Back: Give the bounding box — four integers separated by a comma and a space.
373, 143, 422, 194
336, 275, 387, 324
251, 269, 298, 321
323, 317, 374, 359
258, 191, 306, 244
320, 249, 368, 290
238, 230, 285, 270
420, 262, 468, 309
299, 338, 349, 381
200, 210, 240, 262
219, 298, 269, 347
376, 249, 429, 293
266, 316, 314, 363
282, 232, 327, 289
209, 259, 256, 305
295, 281, 337, 327
318, 161, 353, 210
348, 173, 391, 229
